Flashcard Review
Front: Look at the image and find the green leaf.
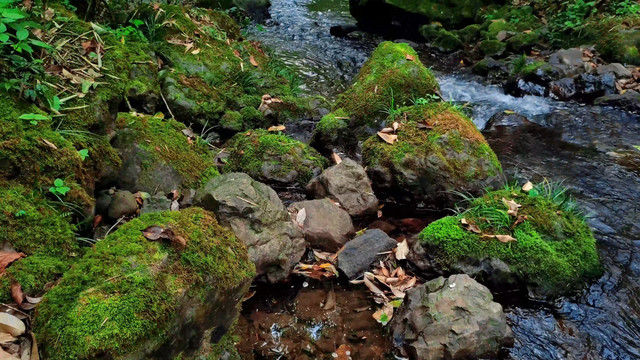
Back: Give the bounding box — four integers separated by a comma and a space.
48, 187, 56, 194
0, 22, 6, 33
634, 145, 640, 152
19, 113, 49, 120
390, 299, 403, 307
29, 39, 53, 49
57, 186, 70, 195
15, 27, 27, 41
81, 81, 91, 94
0, 33, 8, 42
528, 188, 540, 198
1, 8, 27, 20
379, 313, 389, 324
29, 120, 37, 125
78, 149, 89, 160
54, 178, 64, 187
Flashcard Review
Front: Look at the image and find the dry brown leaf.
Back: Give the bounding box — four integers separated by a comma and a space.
10, 283, 24, 307
416, 121, 433, 130
405, 54, 415, 61
512, 215, 528, 228
377, 132, 397, 145
502, 197, 522, 217
0, 348, 19, 360
267, 125, 286, 132
173, 235, 187, 247
482, 234, 517, 243
389, 285, 406, 299
461, 218, 481, 234
0, 313, 25, 337
323, 288, 336, 310
363, 274, 387, 299
191, 48, 201, 55
141, 225, 163, 241
522, 181, 533, 192
331, 152, 342, 164
30, 332, 40, 360
395, 240, 409, 260
233, 49, 242, 59
41, 139, 57, 150
0, 252, 26, 274
249, 55, 259, 67
335, 344, 351, 360
379, 127, 394, 134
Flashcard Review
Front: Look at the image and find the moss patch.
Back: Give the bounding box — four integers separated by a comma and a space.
223, 129, 328, 185
419, 188, 602, 296
35, 208, 255, 359
334, 41, 439, 129
0, 183, 79, 302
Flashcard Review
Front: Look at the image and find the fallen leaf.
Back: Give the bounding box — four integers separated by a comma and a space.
141, 225, 164, 241
249, 55, 259, 67
173, 235, 186, 247
335, 344, 351, 360
0, 348, 19, 360
372, 303, 394, 325
405, 54, 415, 61
29, 332, 39, 360
512, 215, 528, 228
379, 127, 394, 133
10, 283, 24, 307
377, 132, 397, 145
41, 139, 57, 150
233, 49, 242, 59
416, 121, 433, 130
392, 121, 399, 131
191, 48, 201, 55
323, 288, 336, 310
522, 181, 534, 192
92, 215, 102, 229
296, 208, 306, 227
496, 234, 517, 243
267, 125, 286, 132
0, 252, 26, 274
461, 218, 481, 234
331, 152, 342, 164
25, 295, 42, 304
502, 197, 522, 217
0, 313, 25, 337
395, 240, 409, 260
0, 333, 16, 345
363, 273, 387, 300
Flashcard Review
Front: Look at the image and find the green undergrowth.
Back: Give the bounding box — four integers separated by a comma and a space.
419, 183, 602, 296
0, 183, 80, 302
35, 208, 255, 359
115, 112, 220, 188
362, 102, 502, 182
334, 41, 440, 130
223, 129, 328, 185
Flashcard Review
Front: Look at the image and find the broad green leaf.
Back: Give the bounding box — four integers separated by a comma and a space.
29, 39, 53, 49
78, 149, 89, 160
1, 8, 27, 20
0, 33, 8, 42
57, 186, 71, 195
19, 113, 49, 120
0, 22, 6, 33
15, 27, 28, 41
54, 178, 64, 187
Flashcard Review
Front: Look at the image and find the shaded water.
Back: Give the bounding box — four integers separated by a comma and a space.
248, 0, 640, 358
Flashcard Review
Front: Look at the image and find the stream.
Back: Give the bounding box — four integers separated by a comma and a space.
245, 0, 640, 359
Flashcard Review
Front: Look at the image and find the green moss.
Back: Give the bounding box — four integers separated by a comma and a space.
455, 24, 482, 43
0, 184, 79, 302
479, 40, 506, 56
115, 113, 219, 188
314, 109, 350, 139
220, 110, 244, 132
35, 208, 255, 359
419, 188, 602, 296
433, 29, 463, 52
223, 129, 328, 185
486, 20, 515, 40
507, 31, 541, 52
385, 0, 491, 27
334, 42, 440, 129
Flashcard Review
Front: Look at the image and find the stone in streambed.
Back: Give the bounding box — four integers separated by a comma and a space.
107, 190, 137, 219
391, 274, 513, 360
307, 158, 379, 217
140, 192, 172, 215
195, 173, 305, 282
337, 229, 397, 279
288, 199, 355, 252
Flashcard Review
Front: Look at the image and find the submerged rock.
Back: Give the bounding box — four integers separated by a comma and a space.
307, 158, 379, 217
35, 208, 255, 359
419, 186, 602, 297
288, 199, 355, 252
362, 103, 502, 207
337, 229, 397, 279
195, 173, 305, 282
223, 129, 327, 186
391, 274, 513, 360
483, 111, 532, 132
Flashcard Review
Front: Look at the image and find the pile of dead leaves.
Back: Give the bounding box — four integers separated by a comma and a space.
377, 121, 399, 145
292, 250, 339, 279
0, 252, 40, 359
141, 225, 186, 247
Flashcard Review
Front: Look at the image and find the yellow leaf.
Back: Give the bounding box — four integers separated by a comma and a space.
377, 132, 397, 145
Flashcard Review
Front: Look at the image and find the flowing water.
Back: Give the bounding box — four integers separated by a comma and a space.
247, 0, 640, 358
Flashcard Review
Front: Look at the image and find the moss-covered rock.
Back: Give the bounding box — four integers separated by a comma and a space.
310, 109, 358, 155
333, 42, 439, 130
479, 39, 507, 57
506, 31, 541, 53
35, 208, 255, 359
0, 183, 80, 302
362, 102, 502, 206
107, 112, 219, 193
432, 29, 463, 53
419, 186, 602, 297
455, 23, 482, 43
0, 92, 96, 208
223, 129, 328, 185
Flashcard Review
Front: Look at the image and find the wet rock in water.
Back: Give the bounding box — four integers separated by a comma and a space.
483, 111, 532, 132
471, 57, 509, 80
107, 113, 219, 194
222, 129, 327, 186
362, 103, 502, 207
107, 190, 137, 219
330, 24, 358, 37
504, 78, 547, 97
595, 91, 640, 113
549, 48, 588, 77
35, 208, 255, 359
449, 257, 520, 291
337, 229, 397, 279
140, 192, 172, 215
597, 63, 633, 78
549, 77, 577, 100
419, 186, 602, 297
195, 173, 305, 282
333, 42, 440, 130
575, 72, 617, 102
307, 158, 379, 217
391, 274, 513, 360
288, 199, 355, 252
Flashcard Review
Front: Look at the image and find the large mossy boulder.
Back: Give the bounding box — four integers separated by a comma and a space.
223, 129, 327, 186
35, 208, 255, 359
419, 185, 602, 297
333, 42, 440, 131
0, 184, 80, 302
107, 112, 219, 193
194, 173, 306, 282
362, 102, 502, 206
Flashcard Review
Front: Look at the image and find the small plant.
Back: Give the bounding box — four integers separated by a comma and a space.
413, 94, 440, 105
49, 178, 71, 197
383, 89, 402, 120
78, 149, 89, 161
112, 19, 147, 43
14, 209, 26, 217
19, 112, 49, 125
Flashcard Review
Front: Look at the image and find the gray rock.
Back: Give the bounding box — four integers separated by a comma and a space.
594, 91, 640, 113
597, 63, 632, 78
450, 257, 520, 291
484, 111, 531, 132
549, 48, 584, 67
391, 274, 514, 360
337, 229, 397, 279
140, 193, 172, 215
180, 188, 197, 208
550, 77, 577, 100
288, 199, 355, 252
107, 191, 137, 219
307, 159, 378, 217
95, 190, 112, 216
194, 173, 305, 282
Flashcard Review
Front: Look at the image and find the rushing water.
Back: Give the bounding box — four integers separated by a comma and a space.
248, 0, 640, 359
